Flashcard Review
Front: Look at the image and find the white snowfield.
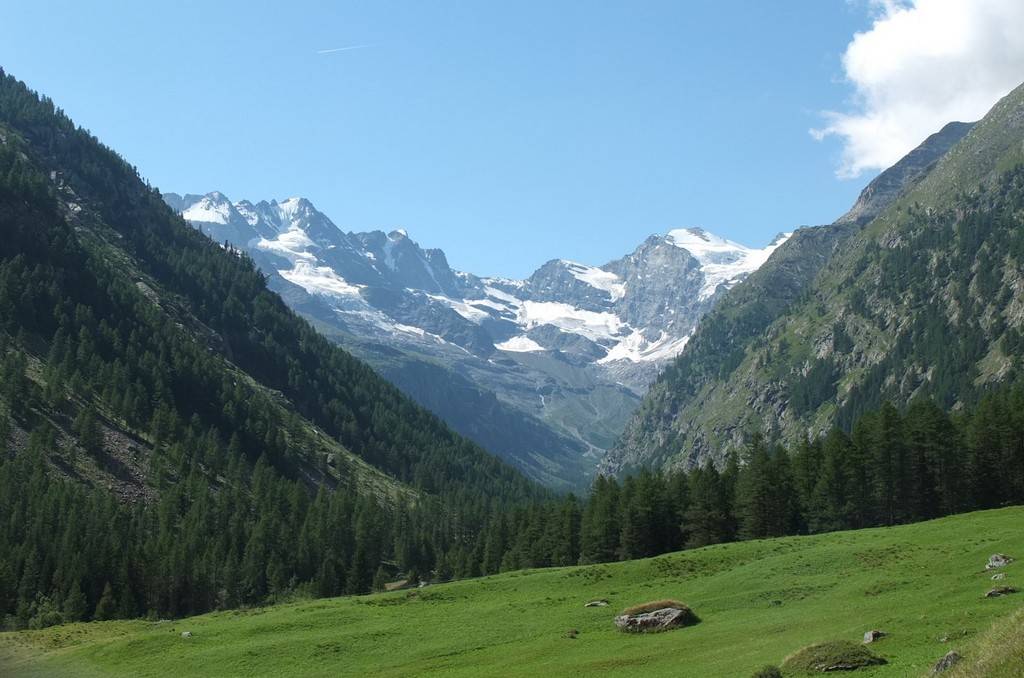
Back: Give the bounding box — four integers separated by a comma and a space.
178, 193, 786, 366
182, 193, 233, 224
667, 228, 792, 300
494, 335, 545, 352
598, 330, 691, 364
562, 260, 627, 301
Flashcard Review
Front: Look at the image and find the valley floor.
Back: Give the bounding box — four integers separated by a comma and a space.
2, 507, 1023, 677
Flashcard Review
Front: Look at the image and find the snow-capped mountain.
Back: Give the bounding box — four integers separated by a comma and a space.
165, 191, 788, 489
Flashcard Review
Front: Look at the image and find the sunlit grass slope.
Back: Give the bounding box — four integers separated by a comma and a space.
2, 507, 1023, 677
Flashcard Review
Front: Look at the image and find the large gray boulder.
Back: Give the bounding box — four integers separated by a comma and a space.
614, 606, 698, 633
986, 553, 1013, 570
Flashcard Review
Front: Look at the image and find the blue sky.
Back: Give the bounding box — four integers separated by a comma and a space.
5, 1, 1021, 278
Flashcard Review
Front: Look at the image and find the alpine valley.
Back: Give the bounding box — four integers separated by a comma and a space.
164, 192, 788, 489
5, 7, 1024, 675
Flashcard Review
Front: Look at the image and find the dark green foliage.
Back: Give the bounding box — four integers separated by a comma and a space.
0, 68, 543, 628
788, 359, 838, 417
93, 583, 116, 622
751, 666, 782, 678
72, 407, 103, 456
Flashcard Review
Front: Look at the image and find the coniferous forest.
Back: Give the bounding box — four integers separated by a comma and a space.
5, 328, 1024, 630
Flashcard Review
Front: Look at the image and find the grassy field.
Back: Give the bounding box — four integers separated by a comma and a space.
2, 507, 1022, 677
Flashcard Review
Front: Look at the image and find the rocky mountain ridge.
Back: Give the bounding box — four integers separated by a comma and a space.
166, 191, 787, 488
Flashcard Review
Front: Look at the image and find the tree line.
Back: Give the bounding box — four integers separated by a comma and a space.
5, 381, 1023, 629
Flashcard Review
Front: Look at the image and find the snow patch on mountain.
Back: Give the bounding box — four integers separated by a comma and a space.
282, 262, 363, 298
667, 227, 791, 300
598, 330, 690, 364
425, 293, 494, 323
182, 193, 234, 224
562, 261, 626, 301
518, 301, 625, 343
495, 335, 545, 352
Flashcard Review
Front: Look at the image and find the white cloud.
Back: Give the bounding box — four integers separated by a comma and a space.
814, 0, 1024, 178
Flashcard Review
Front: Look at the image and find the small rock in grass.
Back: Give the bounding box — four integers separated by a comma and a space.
986, 553, 1014, 570
564, 628, 579, 639
181, 631, 193, 639
985, 585, 1018, 598
863, 630, 887, 644
931, 650, 961, 674
584, 599, 609, 607
991, 572, 1006, 581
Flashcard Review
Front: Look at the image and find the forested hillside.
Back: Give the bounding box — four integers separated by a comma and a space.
0, 69, 543, 627
609, 82, 1024, 472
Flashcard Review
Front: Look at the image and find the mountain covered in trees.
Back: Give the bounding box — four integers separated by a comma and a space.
0, 68, 549, 628
606, 84, 1024, 474
164, 192, 787, 489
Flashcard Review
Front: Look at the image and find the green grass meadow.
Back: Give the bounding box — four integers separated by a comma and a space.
3, 507, 1023, 677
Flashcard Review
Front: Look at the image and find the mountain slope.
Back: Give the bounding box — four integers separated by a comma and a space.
0, 68, 549, 623
0, 69, 540, 524
166, 191, 787, 488
610, 84, 1023, 472
4, 506, 1022, 677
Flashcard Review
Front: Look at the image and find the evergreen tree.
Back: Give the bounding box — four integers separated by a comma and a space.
579, 476, 620, 564
93, 582, 116, 621
72, 407, 103, 456
62, 581, 87, 622
685, 462, 731, 548
736, 434, 774, 540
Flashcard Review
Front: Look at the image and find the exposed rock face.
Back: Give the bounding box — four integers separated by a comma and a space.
991, 572, 1007, 581
987, 553, 1014, 569
614, 607, 697, 633
837, 122, 974, 226
931, 650, 961, 674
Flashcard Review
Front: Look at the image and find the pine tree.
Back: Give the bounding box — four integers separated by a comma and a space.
868, 403, 908, 525
372, 566, 388, 592
736, 434, 774, 540
73, 406, 103, 456
550, 494, 581, 566
685, 461, 731, 548
579, 476, 620, 563
808, 428, 851, 532
94, 582, 116, 621
62, 580, 88, 622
